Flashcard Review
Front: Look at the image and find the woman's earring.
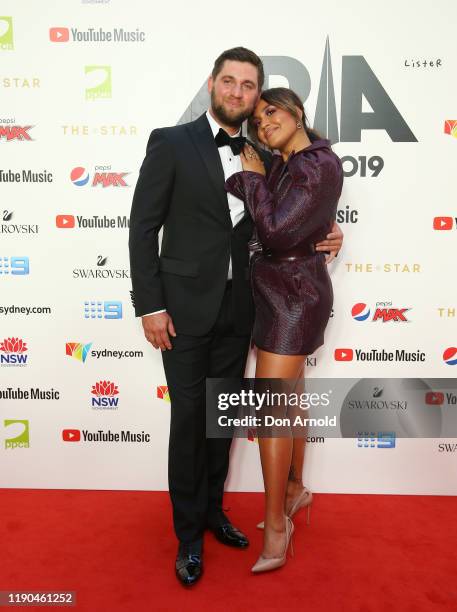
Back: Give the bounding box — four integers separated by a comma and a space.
296, 121, 302, 129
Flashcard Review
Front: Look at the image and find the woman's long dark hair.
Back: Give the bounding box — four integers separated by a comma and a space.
248, 87, 320, 145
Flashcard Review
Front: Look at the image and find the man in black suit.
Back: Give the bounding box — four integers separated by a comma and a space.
129, 47, 342, 586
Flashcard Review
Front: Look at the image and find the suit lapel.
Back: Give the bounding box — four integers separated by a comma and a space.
187, 114, 232, 227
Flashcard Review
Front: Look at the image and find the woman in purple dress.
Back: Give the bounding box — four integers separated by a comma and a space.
225, 88, 343, 573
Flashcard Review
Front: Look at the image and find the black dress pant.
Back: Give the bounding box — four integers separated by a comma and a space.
162, 283, 251, 543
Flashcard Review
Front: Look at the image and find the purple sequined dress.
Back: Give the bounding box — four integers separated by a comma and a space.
225, 139, 343, 355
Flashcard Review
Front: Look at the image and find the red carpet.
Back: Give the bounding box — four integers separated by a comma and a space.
2, 490, 457, 611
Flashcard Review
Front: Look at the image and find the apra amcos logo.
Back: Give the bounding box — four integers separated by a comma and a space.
85, 66, 111, 100
0, 17, 13, 51
4, 420, 29, 449
0, 337, 28, 366
91, 380, 119, 409
70, 166, 128, 188
157, 385, 170, 402
444, 120, 457, 139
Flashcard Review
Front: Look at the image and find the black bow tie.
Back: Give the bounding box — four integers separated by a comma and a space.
215, 128, 246, 155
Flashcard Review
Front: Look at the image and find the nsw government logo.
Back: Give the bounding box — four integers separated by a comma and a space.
4, 420, 29, 449
91, 380, 119, 409
85, 65, 111, 100
0, 337, 28, 367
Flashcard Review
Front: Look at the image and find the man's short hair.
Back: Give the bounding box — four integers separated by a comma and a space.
211, 47, 264, 90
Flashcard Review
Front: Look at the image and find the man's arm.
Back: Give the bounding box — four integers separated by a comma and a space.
129, 129, 175, 316
315, 221, 344, 263
129, 129, 177, 351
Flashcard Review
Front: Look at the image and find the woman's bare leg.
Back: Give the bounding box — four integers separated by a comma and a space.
255, 349, 305, 558
286, 367, 307, 513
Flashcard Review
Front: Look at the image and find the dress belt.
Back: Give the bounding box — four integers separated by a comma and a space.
262, 243, 316, 262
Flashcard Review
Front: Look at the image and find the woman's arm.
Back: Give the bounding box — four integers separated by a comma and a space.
226, 151, 343, 251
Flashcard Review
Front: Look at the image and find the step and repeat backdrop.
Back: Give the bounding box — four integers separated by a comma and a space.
1, 0, 456, 494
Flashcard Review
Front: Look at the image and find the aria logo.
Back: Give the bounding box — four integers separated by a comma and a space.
91, 380, 119, 409
0, 337, 28, 366
70, 166, 129, 188
0, 17, 13, 51
444, 120, 457, 139
180, 38, 417, 143
351, 302, 410, 322
4, 419, 29, 449
157, 385, 170, 402
443, 347, 457, 366
85, 65, 111, 100
66, 342, 92, 363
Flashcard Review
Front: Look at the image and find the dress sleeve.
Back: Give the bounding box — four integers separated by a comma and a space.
225, 152, 342, 251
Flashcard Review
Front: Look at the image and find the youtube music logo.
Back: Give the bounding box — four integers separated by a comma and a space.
56, 214, 75, 228
425, 392, 444, 405
334, 348, 353, 361
62, 429, 80, 442
433, 217, 454, 230
49, 27, 69, 42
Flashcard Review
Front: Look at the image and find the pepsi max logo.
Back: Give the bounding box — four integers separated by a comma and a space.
443, 347, 457, 366
71, 167, 90, 186
351, 303, 370, 321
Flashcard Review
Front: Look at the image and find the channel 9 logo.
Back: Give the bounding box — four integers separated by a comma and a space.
83, 301, 122, 319
0, 256, 29, 275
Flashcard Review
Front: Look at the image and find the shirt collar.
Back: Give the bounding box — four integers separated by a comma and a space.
206, 109, 241, 138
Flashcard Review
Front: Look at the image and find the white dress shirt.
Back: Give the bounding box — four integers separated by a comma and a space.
142, 110, 246, 317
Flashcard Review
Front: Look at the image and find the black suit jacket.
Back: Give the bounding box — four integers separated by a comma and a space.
129, 113, 271, 336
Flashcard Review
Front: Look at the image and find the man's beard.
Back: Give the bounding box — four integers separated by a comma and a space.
210, 90, 252, 128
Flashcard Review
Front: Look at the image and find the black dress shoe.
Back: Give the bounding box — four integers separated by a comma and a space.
210, 522, 249, 548
175, 541, 203, 587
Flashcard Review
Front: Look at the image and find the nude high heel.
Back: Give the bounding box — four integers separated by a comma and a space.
251, 516, 294, 574
257, 487, 313, 529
